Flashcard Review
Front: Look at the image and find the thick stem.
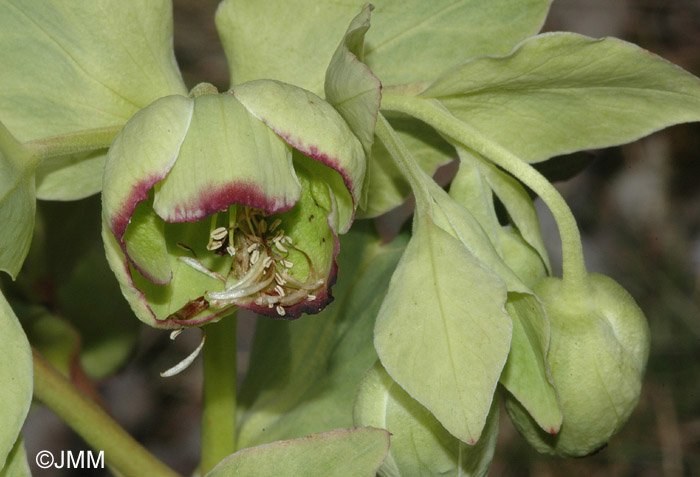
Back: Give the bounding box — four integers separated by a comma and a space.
200, 313, 238, 474
381, 93, 589, 291
24, 126, 121, 159
374, 113, 433, 217
32, 350, 180, 477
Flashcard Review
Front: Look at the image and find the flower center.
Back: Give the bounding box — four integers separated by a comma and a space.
178, 206, 323, 317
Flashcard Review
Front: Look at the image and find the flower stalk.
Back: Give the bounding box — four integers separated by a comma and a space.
32, 350, 179, 477
380, 92, 589, 293
200, 314, 238, 474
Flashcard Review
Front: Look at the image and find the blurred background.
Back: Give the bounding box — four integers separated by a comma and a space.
15, 0, 700, 475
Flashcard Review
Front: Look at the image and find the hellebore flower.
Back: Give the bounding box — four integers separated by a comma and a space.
102, 81, 365, 328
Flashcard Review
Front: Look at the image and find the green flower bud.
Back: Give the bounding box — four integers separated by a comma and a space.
506, 273, 650, 456
102, 81, 366, 328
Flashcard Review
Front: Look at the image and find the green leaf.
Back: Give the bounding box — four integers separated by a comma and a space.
362, 0, 551, 86
325, 4, 381, 160
354, 361, 499, 477
446, 158, 560, 433
236, 224, 406, 448
374, 214, 512, 444
500, 294, 562, 433
0, 0, 186, 142
359, 113, 454, 218
207, 428, 390, 477
452, 148, 551, 273
0, 0, 186, 199
0, 292, 32, 470
0, 436, 30, 477
0, 122, 40, 279
422, 32, 700, 163
216, 0, 551, 94
35, 149, 108, 201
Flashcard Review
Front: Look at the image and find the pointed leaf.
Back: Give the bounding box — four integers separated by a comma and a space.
0, 122, 40, 278
500, 294, 562, 433
0, 0, 186, 142
207, 428, 390, 477
359, 114, 454, 218
216, 0, 551, 93
354, 361, 499, 477
237, 224, 406, 448
325, 4, 382, 160
0, 293, 32, 470
35, 149, 108, 201
446, 158, 560, 433
0, 0, 186, 199
452, 148, 551, 272
0, 436, 30, 477
374, 215, 512, 444
423, 33, 700, 163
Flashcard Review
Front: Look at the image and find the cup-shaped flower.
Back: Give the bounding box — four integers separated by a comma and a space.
102, 81, 365, 328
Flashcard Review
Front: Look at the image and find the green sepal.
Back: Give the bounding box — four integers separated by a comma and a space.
232, 80, 364, 233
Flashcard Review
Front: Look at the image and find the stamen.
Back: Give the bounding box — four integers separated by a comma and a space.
178, 256, 225, 282
269, 218, 282, 232
207, 240, 223, 251
160, 329, 206, 378
275, 240, 288, 253
211, 227, 228, 240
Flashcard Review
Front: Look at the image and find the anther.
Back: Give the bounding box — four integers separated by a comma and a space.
274, 273, 286, 286
276, 305, 286, 316
269, 218, 282, 232
226, 245, 236, 256
211, 227, 228, 240
206, 240, 222, 251
307, 294, 317, 301
250, 250, 260, 264
282, 260, 294, 268
274, 285, 285, 297
275, 241, 288, 253
247, 243, 258, 253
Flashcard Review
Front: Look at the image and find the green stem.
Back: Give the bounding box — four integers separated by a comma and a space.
32, 350, 180, 477
24, 126, 122, 159
381, 92, 588, 290
374, 113, 433, 216
200, 313, 238, 474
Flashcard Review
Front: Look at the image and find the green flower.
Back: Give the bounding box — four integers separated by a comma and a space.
102, 81, 365, 328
